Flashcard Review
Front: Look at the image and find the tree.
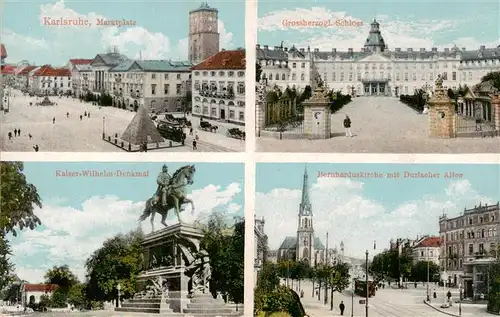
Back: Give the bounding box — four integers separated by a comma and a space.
481, 71, 500, 91
50, 287, 68, 308
256, 261, 280, 294
327, 262, 350, 311
44, 265, 79, 290
67, 283, 86, 308
85, 228, 144, 302
256, 63, 262, 82
411, 261, 439, 282
0, 162, 42, 291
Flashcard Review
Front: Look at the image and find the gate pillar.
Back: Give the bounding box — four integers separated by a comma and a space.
428, 75, 455, 138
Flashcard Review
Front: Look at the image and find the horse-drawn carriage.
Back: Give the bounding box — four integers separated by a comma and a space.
157, 120, 186, 145
199, 121, 218, 133
226, 128, 245, 139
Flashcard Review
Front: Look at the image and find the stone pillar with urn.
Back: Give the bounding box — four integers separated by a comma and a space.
427, 74, 456, 138
302, 82, 332, 139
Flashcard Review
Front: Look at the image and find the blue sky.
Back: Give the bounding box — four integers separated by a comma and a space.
256, 163, 500, 258
257, 0, 499, 50
3, 0, 244, 65
9, 161, 244, 283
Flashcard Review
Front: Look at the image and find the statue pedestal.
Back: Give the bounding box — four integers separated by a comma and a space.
302, 87, 332, 139
428, 88, 455, 138
137, 223, 205, 313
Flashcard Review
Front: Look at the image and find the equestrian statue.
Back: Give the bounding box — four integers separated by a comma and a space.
139, 164, 196, 232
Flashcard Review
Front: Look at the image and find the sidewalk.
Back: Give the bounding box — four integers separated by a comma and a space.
424, 300, 490, 316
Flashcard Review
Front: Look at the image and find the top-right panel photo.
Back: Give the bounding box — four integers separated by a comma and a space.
255, 1, 500, 153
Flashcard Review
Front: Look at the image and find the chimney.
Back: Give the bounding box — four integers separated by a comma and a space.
284, 47, 288, 52
256, 44, 260, 49
407, 48, 413, 52
314, 48, 319, 53
332, 48, 337, 53
432, 47, 437, 52
348, 48, 353, 53
444, 48, 450, 53
480, 45, 486, 50
395, 48, 401, 52
420, 48, 425, 53
263, 45, 269, 50
300, 48, 305, 53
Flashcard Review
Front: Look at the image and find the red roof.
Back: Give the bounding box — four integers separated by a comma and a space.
1, 44, 6, 59
70, 59, 93, 65
33, 65, 71, 77
2, 65, 16, 75
191, 49, 246, 70
23, 284, 59, 292
416, 237, 441, 248
18, 66, 37, 75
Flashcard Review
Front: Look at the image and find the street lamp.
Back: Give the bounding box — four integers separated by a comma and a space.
117, 283, 122, 308
458, 283, 462, 316
427, 247, 430, 302
441, 271, 449, 307
365, 250, 369, 317
102, 116, 106, 139
351, 279, 355, 317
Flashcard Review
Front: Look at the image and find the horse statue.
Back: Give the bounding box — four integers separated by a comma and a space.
139, 165, 196, 232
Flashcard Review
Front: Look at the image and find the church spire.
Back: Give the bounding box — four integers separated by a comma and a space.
299, 165, 312, 216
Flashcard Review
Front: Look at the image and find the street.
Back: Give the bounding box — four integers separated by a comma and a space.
293, 280, 490, 317
0, 89, 244, 152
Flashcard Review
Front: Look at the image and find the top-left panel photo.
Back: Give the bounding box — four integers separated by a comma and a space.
1, 0, 246, 153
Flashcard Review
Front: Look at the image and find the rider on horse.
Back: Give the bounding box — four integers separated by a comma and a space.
156, 164, 172, 206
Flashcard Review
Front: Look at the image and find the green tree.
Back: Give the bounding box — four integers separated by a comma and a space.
85, 228, 144, 302
0, 162, 42, 291
411, 261, 439, 282
481, 71, 500, 91
50, 287, 68, 308
67, 283, 87, 308
44, 265, 79, 289
328, 262, 351, 310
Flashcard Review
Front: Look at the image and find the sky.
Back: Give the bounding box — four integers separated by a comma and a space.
257, 0, 500, 51
2, 0, 245, 66
7, 162, 244, 284
256, 163, 500, 260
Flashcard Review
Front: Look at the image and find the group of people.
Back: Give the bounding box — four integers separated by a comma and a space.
7, 128, 39, 151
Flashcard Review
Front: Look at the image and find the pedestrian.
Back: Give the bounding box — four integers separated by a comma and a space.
33, 145, 39, 152
447, 290, 452, 303
84, 111, 87, 116
88, 112, 90, 118
343, 115, 353, 137
189, 127, 193, 135
28, 133, 32, 140
339, 301, 345, 316
8, 132, 12, 140
192, 139, 197, 150
14, 129, 18, 137
66, 112, 69, 118
52, 117, 55, 124
300, 290, 304, 298
80, 115, 83, 121
18, 129, 21, 136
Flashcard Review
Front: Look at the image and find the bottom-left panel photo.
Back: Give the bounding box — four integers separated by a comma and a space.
0, 161, 245, 316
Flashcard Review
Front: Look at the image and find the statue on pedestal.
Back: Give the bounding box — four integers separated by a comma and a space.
139, 165, 197, 232
186, 250, 212, 296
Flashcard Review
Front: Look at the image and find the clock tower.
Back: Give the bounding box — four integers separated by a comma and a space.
296, 166, 315, 266
188, 2, 220, 64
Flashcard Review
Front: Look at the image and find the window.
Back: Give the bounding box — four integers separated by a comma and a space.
164, 73, 169, 80
301, 63, 305, 68
152, 74, 156, 79
229, 110, 235, 119
452, 72, 457, 80
430, 250, 433, 257
332, 73, 336, 81
194, 72, 199, 76
237, 83, 245, 94
404, 73, 408, 81
421, 251, 424, 257
228, 71, 235, 77
176, 84, 181, 95
282, 74, 285, 80
219, 71, 225, 76
292, 63, 296, 68
210, 71, 216, 76
292, 74, 296, 80
164, 84, 169, 94
211, 108, 216, 116
203, 71, 208, 76
469, 244, 473, 255
301, 73, 305, 81
60, 83, 63, 87
238, 71, 244, 77
275, 73, 279, 81
340, 72, 344, 81
239, 111, 244, 121
151, 84, 156, 95
177, 74, 181, 80
469, 218, 473, 225
269, 74, 273, 80
202, 106, 208, 115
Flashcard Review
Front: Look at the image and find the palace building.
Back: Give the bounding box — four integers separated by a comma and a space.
257, 19, 500, 97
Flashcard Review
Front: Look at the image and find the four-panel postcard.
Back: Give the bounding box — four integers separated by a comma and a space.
1, 0, 499, 316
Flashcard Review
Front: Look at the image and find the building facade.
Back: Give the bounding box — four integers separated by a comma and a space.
89, 52, 130, 93
413, 236, 441, 266
276, 167, 326, 266
188, 2, 220, 65
22, 284, 58, 305
191, 49, 246, 125
439, 202, 500, 287
69, 59, 93, 97
30, 66, 72, 95
257, 19, 500, 96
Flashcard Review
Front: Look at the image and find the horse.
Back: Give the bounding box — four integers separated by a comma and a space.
139, 165, 196, 232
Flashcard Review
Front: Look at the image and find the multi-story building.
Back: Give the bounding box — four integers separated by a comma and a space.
30, 65, 72, 95
14, 66, 37, 91
412, 236, 441, 266
89, 51, 130, 93
191, 49, 246, 125
69, 59, 93, 97
257, 19, 500, 96
109, 60, 192, 112
439, 202, 500, 287
188, 2, 220, 65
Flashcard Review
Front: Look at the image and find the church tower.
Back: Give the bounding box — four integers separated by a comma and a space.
364, 19, 386, 53
188, 2, 220, 64
296, 166, 315, 266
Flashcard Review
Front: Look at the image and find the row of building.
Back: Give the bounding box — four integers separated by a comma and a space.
257, 19, 500, 97
0, 2, 246, 125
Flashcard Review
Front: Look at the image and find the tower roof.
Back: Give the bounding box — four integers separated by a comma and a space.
364, 19, 386, 52
190, 2, 218, 13
299, 165, 312, 216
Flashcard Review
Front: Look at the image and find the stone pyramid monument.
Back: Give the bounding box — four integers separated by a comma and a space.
121, 105, 164, 145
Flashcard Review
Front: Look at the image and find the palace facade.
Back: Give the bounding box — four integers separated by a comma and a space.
257, 19, 500, 97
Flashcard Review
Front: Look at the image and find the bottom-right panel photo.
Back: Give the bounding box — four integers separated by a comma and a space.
254, 163, 499, 317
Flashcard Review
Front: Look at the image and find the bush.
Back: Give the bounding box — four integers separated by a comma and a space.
399, 90, 426, 112
254, 286, 306, 317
